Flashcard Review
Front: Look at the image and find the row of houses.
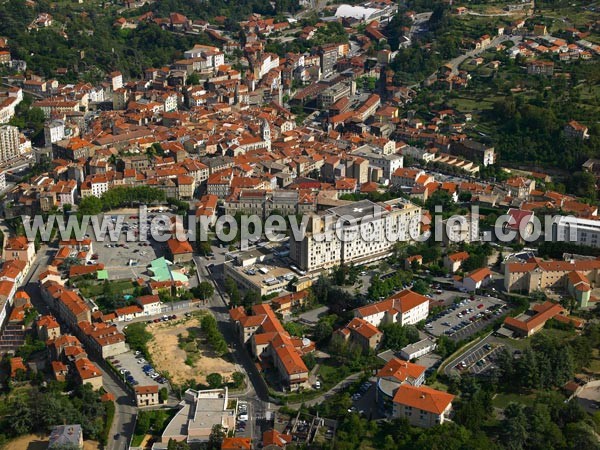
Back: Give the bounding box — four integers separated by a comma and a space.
229, 302, 315, 390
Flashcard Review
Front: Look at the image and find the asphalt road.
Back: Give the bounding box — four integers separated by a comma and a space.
21, 244, 137, 450
194, 252, 273, 445
443, 35, 522, 76
95, 358, 137, 450
443, 333, 510, 377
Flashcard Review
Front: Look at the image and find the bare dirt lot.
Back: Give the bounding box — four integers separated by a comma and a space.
146, 315, 237, 385
8, 434, 100, 450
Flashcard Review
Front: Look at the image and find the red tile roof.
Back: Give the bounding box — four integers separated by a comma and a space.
356, 289, 428, 319
166, 238, 193, 255
262, 429, 292, 448
393, 384, 454, 414
221, 437, 252, 450
377, 357, 426, 382
345, 317, 382, 339
504, 301, 565, 333
465, 267, 492, 283
135, 385, 159, 395
447, 251, 469, 262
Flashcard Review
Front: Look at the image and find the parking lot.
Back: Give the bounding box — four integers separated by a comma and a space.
349, 380, 385, 420
107, 349, 168, 390
425, 295, 507, 341
90, 215, 164, 279
444, 335, 506, 376
234, 401, 252, 439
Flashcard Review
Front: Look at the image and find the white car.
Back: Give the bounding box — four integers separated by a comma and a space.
238, 413, 248, 421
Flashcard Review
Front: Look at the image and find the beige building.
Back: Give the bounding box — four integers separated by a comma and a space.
504, 257, 600, 296
354, 289, 429, 328
4, 235, 36, 270
36, 315, 61, 341
135, 385, 160, 407
392, 385, 454, 427
0, 125, 19, 163
337, 317, 383, 351
74, 358, 103, 390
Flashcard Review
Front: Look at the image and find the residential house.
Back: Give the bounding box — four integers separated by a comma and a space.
4, 235, 36, 270
337, 317, 383, 351
166, 238, 194, 263
443, 251, 470, 273
135, 385, 160, 407
454, 267, 493, 291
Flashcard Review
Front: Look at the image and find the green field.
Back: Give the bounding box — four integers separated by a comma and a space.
77, 279, 137, 298
492, 392, 537, 409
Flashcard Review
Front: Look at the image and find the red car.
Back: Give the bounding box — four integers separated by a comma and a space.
477, 304, 484, 309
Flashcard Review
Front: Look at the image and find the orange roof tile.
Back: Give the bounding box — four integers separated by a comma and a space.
345, 317, 382, 339
377, 357, 426, 382
392, 384, 454, 414
356, 289, 428, 318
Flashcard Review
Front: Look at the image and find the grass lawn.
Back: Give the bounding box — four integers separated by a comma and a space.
428, 380, 450, 392
502, 327, 576, 351
503, 336, 529, 351
131, 409, 177, 447
539, 328, 576, 341
77, 279, 136, 298
492, 392, 537, 409
587, 358, 600, 374
585, 349, 600, 374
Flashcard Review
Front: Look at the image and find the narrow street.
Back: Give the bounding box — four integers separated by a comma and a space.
22, 243, 136, 450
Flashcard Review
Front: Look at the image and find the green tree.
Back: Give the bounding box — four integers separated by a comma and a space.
186, 72, 200, 85
206, 373, 223, 388
194, 281, 214, 301
411, 279, 430, 295
379, 323, 420, 351
207, 424, 225, 450
78, 196, 103, 216
124, 323, 152, 355
313, 320, 333, 343
232, 372, 245, 389
224, 277, 241, 306
167, 438, 190, 450
135, 410, 151, 435
159, 387, 168, 403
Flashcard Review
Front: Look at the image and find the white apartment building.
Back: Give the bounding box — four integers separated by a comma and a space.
354, 289, 430, 328
44, 119, 65, 146
258, 53, 280, 79
163, 93, 178, 112
290, 199, 421, 272
90, 175, 109, 197
184, 44, 225, 71
0, 125, 19, 163
553, 216, 600, 248
110, 71, 123, 91
88, 87, 105, 103
392, 385, 454, 428
0, 97, 18, 124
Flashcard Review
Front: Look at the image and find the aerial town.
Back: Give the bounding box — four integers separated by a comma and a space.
0, 0, 598, 449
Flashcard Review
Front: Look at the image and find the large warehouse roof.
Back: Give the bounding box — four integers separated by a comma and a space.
335, 4, 379, 21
